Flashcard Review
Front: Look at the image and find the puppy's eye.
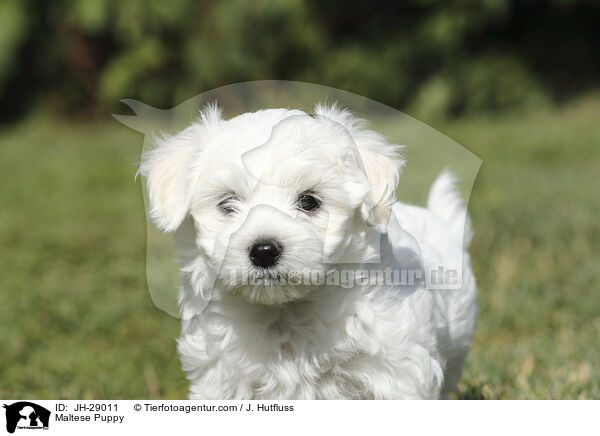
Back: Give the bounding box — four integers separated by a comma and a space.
217, 194, 239, 215
297, 192, 322, 213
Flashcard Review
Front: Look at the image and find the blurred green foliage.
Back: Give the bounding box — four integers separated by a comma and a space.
0, 0, 598, 120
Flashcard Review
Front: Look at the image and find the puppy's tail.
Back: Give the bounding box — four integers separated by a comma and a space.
427, 169, 473, 248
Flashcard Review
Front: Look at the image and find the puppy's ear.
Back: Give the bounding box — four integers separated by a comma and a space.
314, 103, 405, 230
139, 104, 222, 232
355, 132, 405, 230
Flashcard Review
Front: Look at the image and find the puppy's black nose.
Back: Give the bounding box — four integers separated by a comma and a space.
249, 240, 281, 268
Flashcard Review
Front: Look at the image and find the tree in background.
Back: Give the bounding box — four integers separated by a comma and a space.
0, 0, 598, 121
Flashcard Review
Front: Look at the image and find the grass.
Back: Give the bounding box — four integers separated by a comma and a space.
0, 95, 599, 399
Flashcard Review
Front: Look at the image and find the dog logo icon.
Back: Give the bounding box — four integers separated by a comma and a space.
3, 402, 50, 434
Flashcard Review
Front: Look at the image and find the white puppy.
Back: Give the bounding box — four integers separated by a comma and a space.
140, 104, 477, 399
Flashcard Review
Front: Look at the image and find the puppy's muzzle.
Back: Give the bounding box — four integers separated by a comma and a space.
249, 239, 282, 268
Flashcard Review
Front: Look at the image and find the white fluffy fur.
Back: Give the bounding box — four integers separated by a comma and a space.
140, 104, 477, 399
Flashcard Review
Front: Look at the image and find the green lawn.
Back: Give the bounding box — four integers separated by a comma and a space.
1, 96, 598, 399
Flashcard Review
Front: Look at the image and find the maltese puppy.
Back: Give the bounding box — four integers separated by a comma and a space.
139, 104, 477, 399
